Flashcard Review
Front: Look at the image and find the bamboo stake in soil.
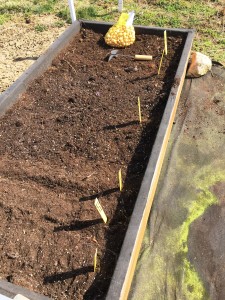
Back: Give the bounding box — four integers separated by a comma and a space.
119, 168, 123, 191
158, 49, 165, 75
94, 198, 107, 223
138, 97, 142, 124
164, 30, 168, 55
94, 248, 98, 272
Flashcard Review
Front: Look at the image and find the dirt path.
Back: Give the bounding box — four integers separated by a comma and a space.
0, 15, 69, 93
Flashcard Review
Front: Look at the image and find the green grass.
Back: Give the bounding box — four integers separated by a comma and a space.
53, 20, 65, 28
56, 8, 71, 23
0, 0, 224, 63
77, 6, 98, 19
0, 0, 66, 16
34, 23, 48, 32
0, 13, 9, 25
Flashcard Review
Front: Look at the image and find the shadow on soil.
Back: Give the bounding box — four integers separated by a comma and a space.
44, 266, 93, 284
82, 35, 186, 299
103, 121, 139, 130
41, 28, 186, 299
79, 187, 119, 202
54, 219, 102, 231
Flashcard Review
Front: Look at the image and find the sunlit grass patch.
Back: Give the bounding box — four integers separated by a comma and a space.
0, 0, 224, 64
0, 14, 10, 25
34, 23, 48, 32
77, 6, 98, 19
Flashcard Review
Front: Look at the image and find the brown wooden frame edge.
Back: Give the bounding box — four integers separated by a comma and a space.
106, 28, 195, 300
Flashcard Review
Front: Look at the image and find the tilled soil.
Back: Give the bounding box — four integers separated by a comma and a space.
0, 26, 185, 299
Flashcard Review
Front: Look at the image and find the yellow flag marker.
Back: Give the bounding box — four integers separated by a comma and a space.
118, 168, 123, 191
94, 248, 98, 272
138, 97, 142, 124
164, 30, 168, 55
158, 49, 165, 75
94, 198, 107, 223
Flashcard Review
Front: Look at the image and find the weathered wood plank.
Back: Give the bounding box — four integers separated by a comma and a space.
0, 280, 50, 299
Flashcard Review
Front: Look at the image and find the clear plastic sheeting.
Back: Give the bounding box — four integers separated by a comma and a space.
129, 64, 225, 300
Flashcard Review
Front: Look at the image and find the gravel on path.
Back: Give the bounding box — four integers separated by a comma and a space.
0, 15, 69, 93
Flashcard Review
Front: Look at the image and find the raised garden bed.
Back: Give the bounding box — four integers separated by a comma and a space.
0, 21, 194, 300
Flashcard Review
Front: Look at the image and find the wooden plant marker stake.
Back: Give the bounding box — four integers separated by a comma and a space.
118, 168, 123, 191
94, 198, 107, 223
138, 97, 142, 124
118, 0, 123, 12
94, 248, 98, 272
164, 30, 168, 55
158, 49, 165, 75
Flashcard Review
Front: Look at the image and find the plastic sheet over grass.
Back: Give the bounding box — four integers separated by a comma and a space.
129, 64, 225, 300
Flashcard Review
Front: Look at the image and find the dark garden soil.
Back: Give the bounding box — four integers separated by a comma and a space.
0, 26, 185, 299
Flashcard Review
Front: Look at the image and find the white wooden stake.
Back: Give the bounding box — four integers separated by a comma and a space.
118, 0, 123, 12
68, 0, 76, 23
